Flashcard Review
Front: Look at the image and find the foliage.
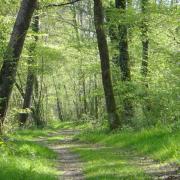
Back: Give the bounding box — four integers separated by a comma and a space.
0, 0, 179, 130
0, 128, 59, 180
0, 0, 179, 178
76, 125, 180, 164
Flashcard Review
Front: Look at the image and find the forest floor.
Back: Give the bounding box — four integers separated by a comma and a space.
0, 121, 180, 179
37, 122, 180, 179
36, 129, 84, 180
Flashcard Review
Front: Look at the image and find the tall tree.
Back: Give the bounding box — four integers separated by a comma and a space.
71, 3, 91, 116
116, 0, 131, 81
94, 0, 121, 130
141, 0, 149, 82
116, 0, 133, 124
0, 0, 37, 132
53, 77, 63, 121
140, 0, 151, 119
19, 12, 39, 126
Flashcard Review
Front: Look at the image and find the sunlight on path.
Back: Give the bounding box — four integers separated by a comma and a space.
37, 129, 180, 180
48, 130, 84, 180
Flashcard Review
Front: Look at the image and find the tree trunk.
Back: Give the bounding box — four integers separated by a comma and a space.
106, 6, 119, 65
19, 13, 39, 127
94, 0, 121, 130
56, 98, 63, 121
32, 76, 43, 127
141, 0, 151, 118
116, 0, 134, 124
141, 0, 149, 81
116, 0, 131, 81
82, 74, 87, 114
0, 0, 37, 132
53, 78, 63, 121
33, 58, 45, 127
94, 74, 99, 119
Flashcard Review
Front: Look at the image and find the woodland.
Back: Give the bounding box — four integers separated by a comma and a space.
0, 0, 179, 179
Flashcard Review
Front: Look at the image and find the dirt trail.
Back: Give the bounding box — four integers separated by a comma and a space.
48, 130, 84, 180
38, 129, 179, 180
130, 155, 180, 179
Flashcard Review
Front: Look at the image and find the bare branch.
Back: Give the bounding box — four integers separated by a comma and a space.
44, 0, 81, 8
15, 82, 25, 99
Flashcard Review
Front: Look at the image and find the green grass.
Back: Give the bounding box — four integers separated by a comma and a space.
49, 121, 151, 179
71, 124, 180, 179
0, 128, 60, 180
9, 129, 50, 141
73, 146, 150, 179
1, 121, 179, 180
47, 120, 93, 130
75, 126, 180, 164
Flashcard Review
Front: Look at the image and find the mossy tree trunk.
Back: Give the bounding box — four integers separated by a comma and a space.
94, 0, 121, 130
116, 0, 134, 124
19, 13, 39, 127
140, 0, 151, 120
0, 0, 37, 132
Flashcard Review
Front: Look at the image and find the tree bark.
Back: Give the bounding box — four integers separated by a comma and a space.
53, 78, 63, 121
0, 0, 37, 132
31, 58, 45, 128
94, 74, 98, 119
140, 0, 151, 118
19, 13, 39, 126
116, 0, 131, 81
116, 0, 134, 124
141, 0, 149, 80
94, 0, 121, 130
82, 74, 87, 114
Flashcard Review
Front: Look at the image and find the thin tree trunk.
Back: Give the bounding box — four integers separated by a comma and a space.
32, 76, 41, 126
15, 82, 25, 99
33, 57, 45, 127
82, 74, 87, 114
116, 0, 134, 124
94, 0, 121, 130
53, 78, 63, 121
0, 0, 37, 132
94, 74, 98, 119
141, 0, 149, 82
106, 6, 119, 65
72, 4, 88, 115
116, 0, 131, 81
141, 0, 151, 119
19, 60, 35, 126
19, 13, 39, 126
64, 85, 72, 119
56, 98, 63, 121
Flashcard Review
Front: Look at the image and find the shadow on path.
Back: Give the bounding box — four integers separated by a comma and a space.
37, 129, 180, 180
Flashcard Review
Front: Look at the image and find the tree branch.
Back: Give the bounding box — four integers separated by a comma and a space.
15, 82, 25, 99
44, 0, 81, 8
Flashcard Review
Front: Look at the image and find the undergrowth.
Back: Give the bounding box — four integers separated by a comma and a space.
75, 125, 180, 164
0, 127, 59, 180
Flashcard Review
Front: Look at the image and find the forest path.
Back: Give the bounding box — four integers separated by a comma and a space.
40, 129, 85, 180
50, 130, 84, 180
38, 129, 179, 180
